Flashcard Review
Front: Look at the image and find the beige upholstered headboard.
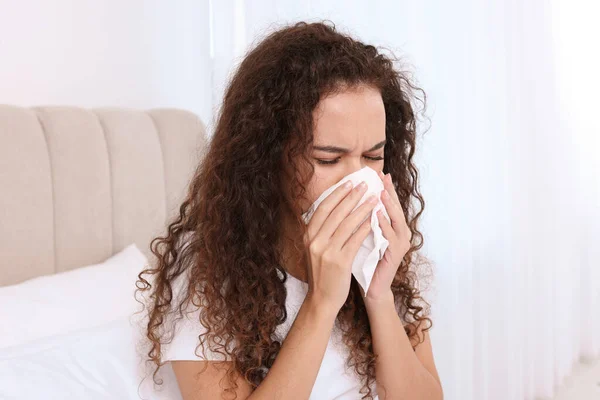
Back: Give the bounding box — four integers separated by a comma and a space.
0, 105, 208, 287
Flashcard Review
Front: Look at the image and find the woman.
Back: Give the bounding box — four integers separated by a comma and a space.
136, 20, 442, 400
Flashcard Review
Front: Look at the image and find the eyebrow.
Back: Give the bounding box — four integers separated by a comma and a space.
312, 139, 387, 154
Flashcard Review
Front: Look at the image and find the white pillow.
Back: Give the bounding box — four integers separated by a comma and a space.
0, 317, 183, 400
0, 243, 148, 349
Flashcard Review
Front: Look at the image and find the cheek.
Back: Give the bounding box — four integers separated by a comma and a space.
301, 171, 338, 212
292, 162, 341, 214
296, 186, 319, 215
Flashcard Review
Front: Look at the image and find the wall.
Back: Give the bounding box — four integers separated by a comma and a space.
0, 0, 214, 126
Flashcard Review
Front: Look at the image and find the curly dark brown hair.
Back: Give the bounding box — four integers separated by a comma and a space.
136, 19, 433, 400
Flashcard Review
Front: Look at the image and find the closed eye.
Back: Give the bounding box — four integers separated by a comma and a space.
316, 156, 384, 165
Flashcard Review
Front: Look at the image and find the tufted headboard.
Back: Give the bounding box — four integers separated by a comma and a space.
0, 105, 209, 287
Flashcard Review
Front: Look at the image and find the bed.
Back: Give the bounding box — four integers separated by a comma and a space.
0, 105, 209, 399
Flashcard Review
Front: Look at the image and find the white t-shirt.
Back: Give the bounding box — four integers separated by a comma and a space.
140, 271, 379, 400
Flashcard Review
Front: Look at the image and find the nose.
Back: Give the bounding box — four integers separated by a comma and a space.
350, 159, 370, 175
338, 162, 379, 184
338, 165, 362, 183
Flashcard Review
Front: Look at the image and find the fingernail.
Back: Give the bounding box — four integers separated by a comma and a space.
367, 195, 378, 203
357, 181, 367, 190
382, 190, 390, 200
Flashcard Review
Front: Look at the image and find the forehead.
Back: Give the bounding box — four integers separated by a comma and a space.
312, 85, 386, 145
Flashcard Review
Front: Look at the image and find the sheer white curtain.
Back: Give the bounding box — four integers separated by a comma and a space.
206, 1, 600, 399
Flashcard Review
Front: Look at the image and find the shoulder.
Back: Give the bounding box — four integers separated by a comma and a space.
134, 263, 233, 363
170, 360, 253, 399
163, 271, 234, 362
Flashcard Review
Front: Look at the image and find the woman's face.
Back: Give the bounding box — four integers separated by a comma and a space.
296, 84, 387, 214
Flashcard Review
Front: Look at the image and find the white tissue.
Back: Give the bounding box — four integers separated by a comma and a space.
301, 166, 391, 296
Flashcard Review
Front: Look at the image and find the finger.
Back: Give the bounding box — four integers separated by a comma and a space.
376, 208, 395, 241
330, 194, 378, 250
341, 214, 372, 257
379, 188, 408, 234
378, 209, 412, 250
380, 172, 403, 214
314, 181, 369, 242
305, 180, 360, 241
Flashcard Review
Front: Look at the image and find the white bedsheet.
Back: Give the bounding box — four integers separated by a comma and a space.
0, 317, 182, 400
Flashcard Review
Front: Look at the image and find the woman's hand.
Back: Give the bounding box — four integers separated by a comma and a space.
360, 170, 413, 304
303, 180, 379, 316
